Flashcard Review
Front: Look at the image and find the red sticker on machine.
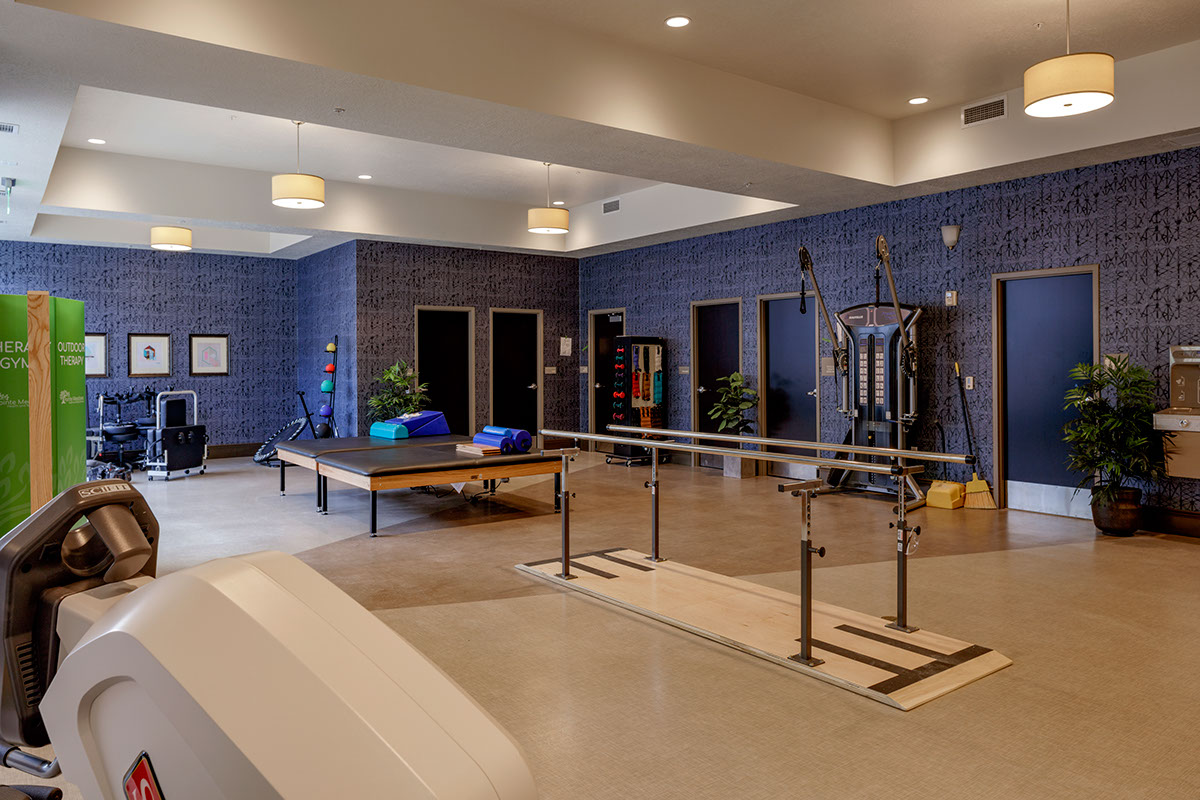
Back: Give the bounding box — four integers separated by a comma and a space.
124, 752, 166, 800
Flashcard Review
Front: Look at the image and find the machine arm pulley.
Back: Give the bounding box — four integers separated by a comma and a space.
875, 235, 917, 377
798, 246, 850, 411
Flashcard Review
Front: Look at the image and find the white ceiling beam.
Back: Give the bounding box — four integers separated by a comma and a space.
893, 40, 1200, 185
41, 148, 570, 253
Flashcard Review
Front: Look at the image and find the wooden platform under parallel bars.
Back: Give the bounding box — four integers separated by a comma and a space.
517, 548, 1011, 710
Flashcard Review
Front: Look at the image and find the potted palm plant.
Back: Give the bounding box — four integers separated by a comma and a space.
367, 360, 430, 422
706, 372, 759, 479
1063, 356, 1171, 536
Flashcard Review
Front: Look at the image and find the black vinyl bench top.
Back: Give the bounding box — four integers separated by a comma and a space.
316, 443, 558, 477
277, 434, 469, 459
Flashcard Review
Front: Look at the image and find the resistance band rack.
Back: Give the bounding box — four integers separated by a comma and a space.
538, 428, 973, 664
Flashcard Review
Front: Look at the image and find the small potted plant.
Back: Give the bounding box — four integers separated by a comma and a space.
1063, 356, 1171, 536
367, 360, 430, 422
706, 372, 759, 479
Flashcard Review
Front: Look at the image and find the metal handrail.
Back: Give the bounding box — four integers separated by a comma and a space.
607, 424, 972, 465
540, 430, 923, 477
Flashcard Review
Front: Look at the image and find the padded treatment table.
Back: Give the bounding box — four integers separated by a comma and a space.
315, 444, 562, 534
276, 435, 470, 510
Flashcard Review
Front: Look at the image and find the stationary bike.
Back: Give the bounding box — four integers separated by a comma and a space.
0, 481, 536, 799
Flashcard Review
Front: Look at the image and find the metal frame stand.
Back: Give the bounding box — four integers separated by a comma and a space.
886, 476, 921, 633
781, 480, 825, 666
280, 460, 286, 496
552, 450, 578, 579
644, 457, 665, 562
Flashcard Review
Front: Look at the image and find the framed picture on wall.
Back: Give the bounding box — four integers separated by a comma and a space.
84, 333, 108, 377
128, 333, 171, 377
189, 334, 229, 376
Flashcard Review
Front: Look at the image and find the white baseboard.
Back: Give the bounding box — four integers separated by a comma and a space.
768, 462, 818, 480
1006, 480, 1092, 519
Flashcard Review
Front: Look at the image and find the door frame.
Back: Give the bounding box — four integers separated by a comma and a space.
587, 307, 626, 441
690, 298, 743, 467
414, 305, 477, 432
488, 307, 544, 436
990, 265, 1099, 508
756, 291, 820, 475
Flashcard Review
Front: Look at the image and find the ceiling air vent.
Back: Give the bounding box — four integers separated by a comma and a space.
961, 96, 1007, 129
0, 123, 18, 135
602, 198, 621, 214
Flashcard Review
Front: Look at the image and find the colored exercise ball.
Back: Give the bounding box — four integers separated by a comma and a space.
319, 404, 333, 417
314, 423, 333, 439
320, 380, 334, 393
325, 343, 337, 353
324, 363, 335, 373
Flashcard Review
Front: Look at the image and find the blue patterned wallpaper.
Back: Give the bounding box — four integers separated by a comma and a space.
355, 240, 580, 433
0, 241, 297, 445
579, 147, 1200, 512
296, 242, 358, 436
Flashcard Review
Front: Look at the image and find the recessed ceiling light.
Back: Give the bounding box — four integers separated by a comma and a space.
552, 200, 565, 206
87, 138, 107, 144
665, 16, 690, 28
908, 97, 929, 105
358, 174, 372, 180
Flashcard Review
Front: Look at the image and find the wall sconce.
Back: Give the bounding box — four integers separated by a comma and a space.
941, 224, 962, 251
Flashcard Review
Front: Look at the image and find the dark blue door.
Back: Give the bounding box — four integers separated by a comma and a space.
1002, 273, 1094, 488
763, 296, 818, 474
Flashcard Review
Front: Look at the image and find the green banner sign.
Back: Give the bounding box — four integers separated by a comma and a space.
0, 294, 32, 536
0, 294, 86, 535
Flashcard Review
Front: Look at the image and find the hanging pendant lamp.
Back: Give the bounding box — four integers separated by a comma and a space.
1023, 0, 1113, 118
150, 225, 192, 251
528, 162, 569, 234
272, 121, 326, 208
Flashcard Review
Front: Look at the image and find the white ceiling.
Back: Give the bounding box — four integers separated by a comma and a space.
472, 0, 1200, 118
63, 87, 659, 208
3, 0, 1200, 258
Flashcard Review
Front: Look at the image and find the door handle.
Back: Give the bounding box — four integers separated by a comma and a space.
697, 386, 707, 393
807, 389, 817, 397
595, 383, 602, 388
527, 383, 538, 390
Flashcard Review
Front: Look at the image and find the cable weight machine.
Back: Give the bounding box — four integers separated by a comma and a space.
800, 237, 925, 508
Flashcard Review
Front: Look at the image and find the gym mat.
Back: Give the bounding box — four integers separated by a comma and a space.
517, 549, 1011, 710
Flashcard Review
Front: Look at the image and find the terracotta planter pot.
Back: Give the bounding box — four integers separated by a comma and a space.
1091, 487, 1143, 536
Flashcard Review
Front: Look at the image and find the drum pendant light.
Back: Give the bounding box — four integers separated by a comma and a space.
272, 121, 326, 209
150, 225, 192, 251
1023, 0, 1114, 118
528, 162, 569, 234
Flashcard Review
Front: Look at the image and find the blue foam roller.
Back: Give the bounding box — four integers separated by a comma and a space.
482, 425, 512, 437
370, 421, 409, 439
508, 429, 532, 453
473, 432, 513, 454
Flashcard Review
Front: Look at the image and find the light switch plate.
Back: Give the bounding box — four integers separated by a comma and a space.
544, 366, 557, 374
580, 365, 588, 374
965, 376, 974, 390
821, 357, 836, 376
679, 366, 690, 375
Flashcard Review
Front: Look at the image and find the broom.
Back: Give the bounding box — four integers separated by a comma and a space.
955, 362, 998, 509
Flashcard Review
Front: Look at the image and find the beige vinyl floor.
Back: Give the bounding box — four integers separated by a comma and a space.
5, 454, 1198, 798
